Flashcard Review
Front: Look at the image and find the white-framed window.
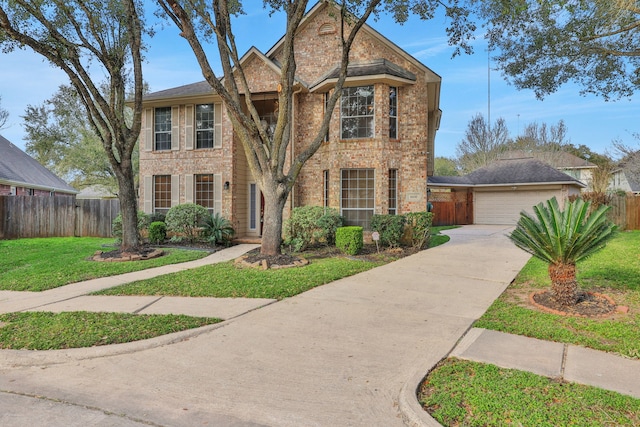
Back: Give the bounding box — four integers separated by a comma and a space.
324, 92, 330, 142
389, 86, 398, 139
196, 104, 215, 149
154, 107, 172, 151
388, 169, 397, 215
341, 85, 374, 139
153, 175, 171, 214
195, 174, 215, 212
341, 169, 375, 229
323, 170, 329, 208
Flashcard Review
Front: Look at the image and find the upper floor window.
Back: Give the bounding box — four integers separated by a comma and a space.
341, 85, 374, 139
389, 87, 398, 139
196, 104, 215, 149
154, 107, 171, 151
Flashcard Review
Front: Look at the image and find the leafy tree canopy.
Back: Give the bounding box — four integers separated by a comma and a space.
478, 0, 640, 100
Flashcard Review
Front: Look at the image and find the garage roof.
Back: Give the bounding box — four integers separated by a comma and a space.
429, 158, 586, 188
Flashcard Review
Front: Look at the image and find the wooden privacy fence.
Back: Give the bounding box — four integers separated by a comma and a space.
429, 190, 473, 226
608, 195, 640, 231
0, 196, 120, 239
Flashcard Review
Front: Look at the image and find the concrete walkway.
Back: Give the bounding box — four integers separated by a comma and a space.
0, 226, 637, 427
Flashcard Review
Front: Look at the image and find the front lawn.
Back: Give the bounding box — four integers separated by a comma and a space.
0, 237, 209, 292
0, 311, 221, 350
474, 230, 640, 359
420, 358, 640, 427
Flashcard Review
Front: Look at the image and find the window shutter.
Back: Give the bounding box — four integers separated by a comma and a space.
171, 175, 180, 206
214, 103, 222, 148
171, 106, 180, 151
144, 109, 153, 152
214, 174, 223, 214
185, 174, 194, 203
143, 176, 153, 213
185, 104, 194, 150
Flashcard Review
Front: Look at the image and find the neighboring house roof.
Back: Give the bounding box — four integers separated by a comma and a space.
0, 135, 78, 194
498, 150, 597, 170
428, 158, 586, 188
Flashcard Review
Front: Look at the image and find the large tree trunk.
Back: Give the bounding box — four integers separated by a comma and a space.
260, 183, 289, 256
548, 263, 578, 306
114, 156, 140, 253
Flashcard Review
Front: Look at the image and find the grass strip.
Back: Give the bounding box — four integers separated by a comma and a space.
0, 237, 209, 292
476, 231, 640, 359
0, 311, 221, 350
420, 358, 640, 427
94, 257, 384, 300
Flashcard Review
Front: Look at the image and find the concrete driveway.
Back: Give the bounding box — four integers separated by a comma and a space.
0, 225, 530, 427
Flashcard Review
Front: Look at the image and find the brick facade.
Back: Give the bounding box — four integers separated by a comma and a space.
138, 2, 440, 237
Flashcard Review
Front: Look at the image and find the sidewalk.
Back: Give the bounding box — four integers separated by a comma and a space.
0, 243, 268, 319
0, 227, 638, 427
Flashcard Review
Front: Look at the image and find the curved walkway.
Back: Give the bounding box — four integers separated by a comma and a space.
0, 226, 637, 427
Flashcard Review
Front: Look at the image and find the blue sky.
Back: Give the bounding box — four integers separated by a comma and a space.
0, 4, 638, 160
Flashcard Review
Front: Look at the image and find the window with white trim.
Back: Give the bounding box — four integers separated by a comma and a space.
341, 86, 374, 139
196, 104, 215, 149
389, 87, 398, 139
154, 107, 171, 151
388, 169, 397, 215
341, 169, 375, 229
195, 174, 215, 212
153, 175, 171, 214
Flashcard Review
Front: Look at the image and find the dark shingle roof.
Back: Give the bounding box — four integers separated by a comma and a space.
498, 150, 597, 169
0, 135, 77, 193
429, 159, 585, 187
144, 81, 215, 101
320, 58, 416, 81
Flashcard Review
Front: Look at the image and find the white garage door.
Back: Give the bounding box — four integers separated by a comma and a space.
474, 189, 562, 225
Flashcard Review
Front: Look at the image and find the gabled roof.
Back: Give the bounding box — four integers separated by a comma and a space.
0, 135, 77, 194
429, 159, 586, 188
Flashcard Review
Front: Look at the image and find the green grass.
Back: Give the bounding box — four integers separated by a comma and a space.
0, 237, 209, 292
0, 311, 221, 350
420, 358, 640, 427
94, 257, 384, 300
428, 225, 456, 247
475, 230, 640, 359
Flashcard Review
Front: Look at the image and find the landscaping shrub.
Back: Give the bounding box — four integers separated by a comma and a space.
112, 210, 149, 241
336, 226, 363, 255
317, 211, 344, 245
202, 213, 235, 246
284, 206, 342, 251
165, 203, 209, 243
148, 212, 166, 223
371, 214, 406, 248
404, 212, 433, 249
148, 221, 167, 244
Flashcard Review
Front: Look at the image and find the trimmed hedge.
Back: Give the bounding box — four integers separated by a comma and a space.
336, 226, 363, 255
148, 221, 167, 244
284, 206, 343, 251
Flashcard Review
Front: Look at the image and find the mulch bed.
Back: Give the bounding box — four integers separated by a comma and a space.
530, 290, 617, 317
92, 246, 165, 262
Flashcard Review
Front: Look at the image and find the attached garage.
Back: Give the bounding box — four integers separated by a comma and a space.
474, 187, 564, 225
428, 159, 585, 226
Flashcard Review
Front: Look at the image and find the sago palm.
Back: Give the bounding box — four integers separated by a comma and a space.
509, 197, 616, 306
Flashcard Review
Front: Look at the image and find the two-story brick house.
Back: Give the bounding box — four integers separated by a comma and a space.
139, 1, 441, 239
